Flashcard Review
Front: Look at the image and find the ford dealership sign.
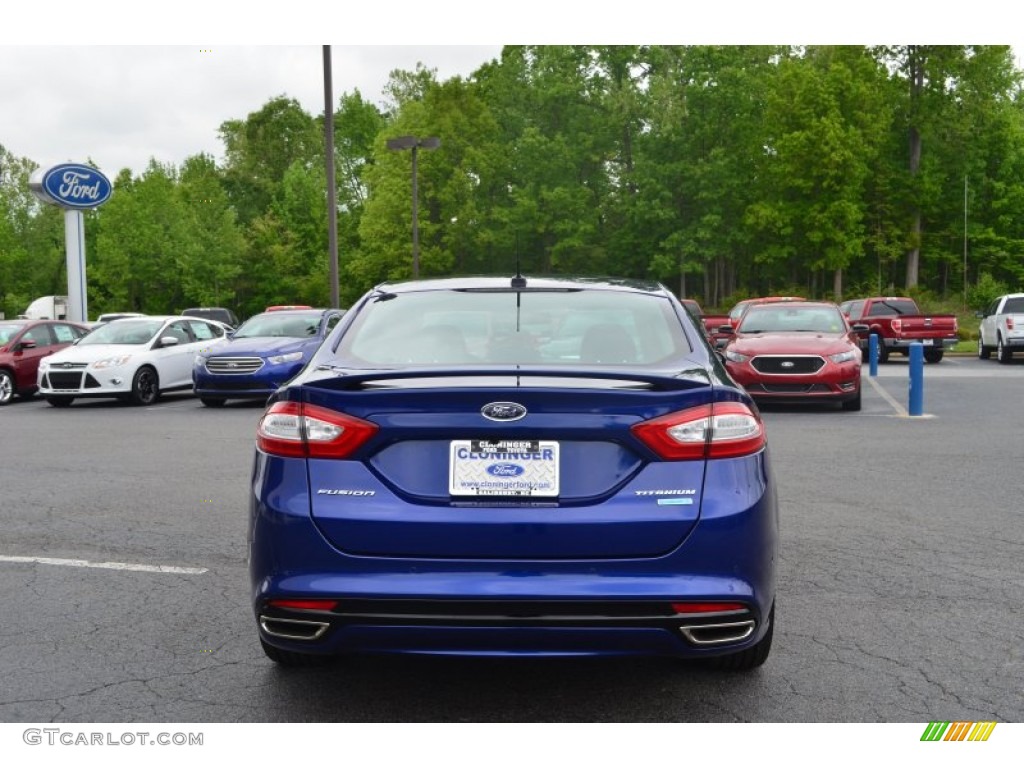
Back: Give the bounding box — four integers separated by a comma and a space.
30, 164, 112, 210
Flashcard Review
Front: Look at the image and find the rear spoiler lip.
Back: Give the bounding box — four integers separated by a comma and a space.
304, 364, 713, 391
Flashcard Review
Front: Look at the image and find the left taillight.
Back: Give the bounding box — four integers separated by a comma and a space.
256, 401, 378, 459
631, 402, 766, 460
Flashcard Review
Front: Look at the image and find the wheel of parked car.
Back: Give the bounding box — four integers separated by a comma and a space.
0, 370, 14, 405
997, 336, 1013, 364
924, 348, 943, 363
709, 604, 774, 671
874, 335, 889, 363
841, 388, 862, 412
130, 366, 160, 405
46, 396, 74, 407
259, 638, 331, 667
200, 397, 226, 408
978, 336, 991, 359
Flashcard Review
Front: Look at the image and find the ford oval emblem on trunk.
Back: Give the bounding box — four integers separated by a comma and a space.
481, 402, 527, 421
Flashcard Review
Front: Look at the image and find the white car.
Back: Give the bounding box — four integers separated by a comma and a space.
38, 316, 228, 406
978, 293, 1024, 364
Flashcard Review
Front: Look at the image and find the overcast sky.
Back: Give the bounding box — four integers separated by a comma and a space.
3, 1, 1019, 179
0, 45, 503, 177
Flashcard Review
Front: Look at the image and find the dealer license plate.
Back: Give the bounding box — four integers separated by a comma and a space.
449, 439, 560, 497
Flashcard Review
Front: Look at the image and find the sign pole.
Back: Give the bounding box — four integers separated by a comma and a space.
64, 209, 88, 323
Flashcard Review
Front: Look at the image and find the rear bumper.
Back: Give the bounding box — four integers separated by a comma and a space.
248, 451, 778, 659
257, 603, 766, 658
882, 337, 958, 350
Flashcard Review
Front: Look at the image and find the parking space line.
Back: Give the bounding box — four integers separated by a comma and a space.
0, 555, 207, 574
866, 376, 908, 417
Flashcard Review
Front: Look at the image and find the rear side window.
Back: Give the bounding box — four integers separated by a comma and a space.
188, 320, 222, 340
336, 290, 691, 367
52, 323, 82, 343
1002, 297, 1024, 313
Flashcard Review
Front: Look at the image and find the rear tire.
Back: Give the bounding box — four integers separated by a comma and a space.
46, 396, 74, 407
923, 348, 943, 364
997, 336, 1013, 364
708, 604, 774, 671
200, 397, 226, 407
259, 638, 332, 667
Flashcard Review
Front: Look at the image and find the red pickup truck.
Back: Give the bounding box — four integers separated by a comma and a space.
839, 297, 959, 363
678, 299, 730, 347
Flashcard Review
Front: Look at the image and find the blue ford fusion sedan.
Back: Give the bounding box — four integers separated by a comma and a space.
249, 277, 778, 669
193, 308, 345, 406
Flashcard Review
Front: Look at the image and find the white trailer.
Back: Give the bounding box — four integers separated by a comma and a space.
21, 295, 69, 320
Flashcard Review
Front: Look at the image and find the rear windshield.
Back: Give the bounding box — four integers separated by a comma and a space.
334, 289, 691, 367
1003, 297, 1024, 313
867, 299, 918, 316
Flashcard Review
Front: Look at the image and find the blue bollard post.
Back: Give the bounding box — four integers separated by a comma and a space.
908, 342, 924, 416
868, 334, 878, 377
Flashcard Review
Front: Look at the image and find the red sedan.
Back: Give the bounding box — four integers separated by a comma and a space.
0, 318, 92, 405
721, 301, 864, 411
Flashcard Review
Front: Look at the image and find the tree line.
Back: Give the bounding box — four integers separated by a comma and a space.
2, 45, 1023, 322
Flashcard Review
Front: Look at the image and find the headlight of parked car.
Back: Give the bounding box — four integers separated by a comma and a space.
724, 349, 749, 363
92, 355, 133, 369
829, 350, 859, 364
267, 352, 304, 365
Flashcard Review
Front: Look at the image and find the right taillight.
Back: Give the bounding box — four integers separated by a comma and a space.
631, 402, 765, 460
256, 401, 378, 459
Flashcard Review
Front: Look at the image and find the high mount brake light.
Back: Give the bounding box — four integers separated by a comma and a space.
256, 401, 378, 459
631, 402, 765, 460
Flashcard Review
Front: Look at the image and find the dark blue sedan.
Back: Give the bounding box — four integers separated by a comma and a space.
193, 309, 345, 406
249, 277, 778, 669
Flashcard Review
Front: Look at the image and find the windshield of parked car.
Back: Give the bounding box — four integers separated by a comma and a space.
233, 312, 322, 339
0, 323, 26, 344
77, 319, 165, 345
334, 289, 691, 367
739, 305, 845, 334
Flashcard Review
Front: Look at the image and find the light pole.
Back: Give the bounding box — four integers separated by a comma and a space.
387, 135, 440, 279
323, 45, 340, 308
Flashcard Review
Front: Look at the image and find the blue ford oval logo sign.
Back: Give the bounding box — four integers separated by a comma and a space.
40, 164, 113, 210
481, 402, 527, 421
486, 464, 525, 477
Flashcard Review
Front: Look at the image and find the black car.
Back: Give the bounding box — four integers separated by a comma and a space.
182, 307, 240, 329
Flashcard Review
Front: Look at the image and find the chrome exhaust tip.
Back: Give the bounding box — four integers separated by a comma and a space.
259, 615, 330, 641
679, 619, 756, 646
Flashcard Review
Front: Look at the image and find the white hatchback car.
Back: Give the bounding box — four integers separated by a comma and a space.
38, 316, 228, 407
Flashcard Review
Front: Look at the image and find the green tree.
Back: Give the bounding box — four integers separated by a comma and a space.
176, 153, 245, 310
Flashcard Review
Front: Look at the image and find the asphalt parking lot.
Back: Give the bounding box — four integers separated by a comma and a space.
1, 355, 1022, 722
